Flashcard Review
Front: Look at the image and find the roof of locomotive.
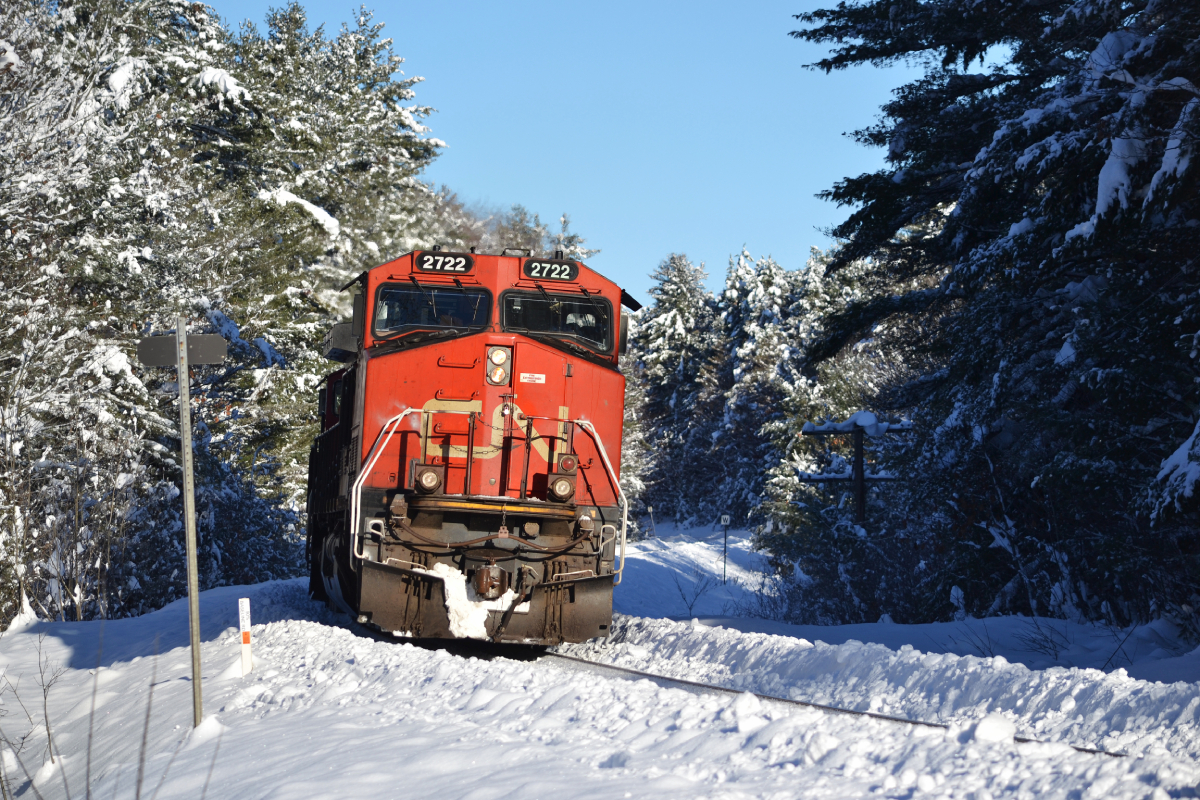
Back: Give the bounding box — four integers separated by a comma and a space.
348, 249, 642, 311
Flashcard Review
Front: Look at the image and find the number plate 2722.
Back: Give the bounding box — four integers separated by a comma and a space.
417, 252, 474, 273
523, 259, 578, 281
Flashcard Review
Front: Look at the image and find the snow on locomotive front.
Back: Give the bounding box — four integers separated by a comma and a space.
306, 249, 639, 644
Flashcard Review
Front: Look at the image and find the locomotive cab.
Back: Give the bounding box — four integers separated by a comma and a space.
306, 249, 639, 644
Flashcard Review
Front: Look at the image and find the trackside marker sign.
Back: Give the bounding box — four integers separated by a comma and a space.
239, 597, 253, 675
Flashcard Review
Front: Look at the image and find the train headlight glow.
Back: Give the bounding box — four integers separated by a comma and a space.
485, 347, 512, 385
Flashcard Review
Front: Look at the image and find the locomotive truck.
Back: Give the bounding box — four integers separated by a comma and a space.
307, 247, 639, 645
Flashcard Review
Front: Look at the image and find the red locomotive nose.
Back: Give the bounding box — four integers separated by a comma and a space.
308, 247, 639, 646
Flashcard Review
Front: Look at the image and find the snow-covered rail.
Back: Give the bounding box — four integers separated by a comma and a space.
540, 653, 1126, 758
346, 621, 1126, 759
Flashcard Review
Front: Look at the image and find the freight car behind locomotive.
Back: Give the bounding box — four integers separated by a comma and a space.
306, 248, 639, 645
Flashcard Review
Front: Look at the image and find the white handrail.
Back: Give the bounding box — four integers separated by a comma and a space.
574, 420, 628, 586
349, 407, 479, 568
349, 408, 419, 567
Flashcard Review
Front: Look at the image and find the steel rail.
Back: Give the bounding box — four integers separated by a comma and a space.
540, 653, 1127, 759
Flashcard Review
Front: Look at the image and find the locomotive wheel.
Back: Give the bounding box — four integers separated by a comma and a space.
307, 528, 328, 601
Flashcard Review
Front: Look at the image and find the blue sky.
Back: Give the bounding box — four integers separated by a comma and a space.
208, 1, 916, 299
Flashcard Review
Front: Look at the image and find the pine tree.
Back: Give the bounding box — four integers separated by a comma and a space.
633, 254, 725, 524
714, 250, 794, 523
0, 0, 473, 622
784, 0, 1200, 629
752, 248, 930, 623
548, 214, 600, 260
619, 347, 651, 537
490, 205, 549, 254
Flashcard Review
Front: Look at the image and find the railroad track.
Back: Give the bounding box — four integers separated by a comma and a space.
351, 624, 1126, 759
542, 653, 1125, 758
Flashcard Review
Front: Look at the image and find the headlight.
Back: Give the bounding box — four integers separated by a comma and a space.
549, 476, 575, 501
416, 468, 441, 493
485, 347, 512, 385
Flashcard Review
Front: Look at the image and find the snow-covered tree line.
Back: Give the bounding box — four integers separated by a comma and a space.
625, 0, 1200, 633
0, 0, 586, 623
625, 247, 888, 534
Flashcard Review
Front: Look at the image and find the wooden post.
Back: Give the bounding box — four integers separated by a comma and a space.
797, 414, 907, 524
720, 514, 731, 583
176, 316, 203, 727
853, 428, 866, 524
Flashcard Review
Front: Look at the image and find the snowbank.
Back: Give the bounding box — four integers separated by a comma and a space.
0, 580, 1196, 800
1, 525, 1197, 798
560, 614, 1200, 760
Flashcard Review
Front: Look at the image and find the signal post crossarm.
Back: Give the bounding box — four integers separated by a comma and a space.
798, 423, 905, 524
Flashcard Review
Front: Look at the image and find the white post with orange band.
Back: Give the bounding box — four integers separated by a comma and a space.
238, 598, 252, 675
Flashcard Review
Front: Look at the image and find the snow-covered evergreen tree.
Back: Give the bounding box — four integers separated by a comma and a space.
713, 250, 794, 523
783, 0, 1200, 630
619, 346, 651, 538
750, 247, 931, 623
0, 0, 476, 622
631, 255, 726, 524
548, 214, 600, 261
488, 205, 549, 254
478, 206, 597, 258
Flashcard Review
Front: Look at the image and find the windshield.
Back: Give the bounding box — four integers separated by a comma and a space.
374, 284, 491, 337
502, 292, 613, 353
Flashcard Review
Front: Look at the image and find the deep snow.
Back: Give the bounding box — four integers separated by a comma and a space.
621, 525, 1198, 679
0, 527, 1196, 799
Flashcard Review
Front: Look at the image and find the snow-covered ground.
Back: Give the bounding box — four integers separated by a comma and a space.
0, 527, 1197, 799
614, 523, 769, 619
623, 526, 1200, 680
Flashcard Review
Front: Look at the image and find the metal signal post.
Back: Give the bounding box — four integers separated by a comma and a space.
176, 317, 203, 728
137, 319, 227, 728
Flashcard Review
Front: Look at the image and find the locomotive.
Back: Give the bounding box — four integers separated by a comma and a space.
306, 247, 639, 644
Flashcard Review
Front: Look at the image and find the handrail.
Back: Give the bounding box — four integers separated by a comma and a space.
437, 356, 479, 369
349, 409, 418, 568
349, 407, 475, 568
573, 420, 628, 586
435, 388, 479, 401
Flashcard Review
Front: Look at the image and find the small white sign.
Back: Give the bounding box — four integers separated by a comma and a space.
519, 373, 546, 384
720, 515, 731, 526
238, 597, 253, 676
